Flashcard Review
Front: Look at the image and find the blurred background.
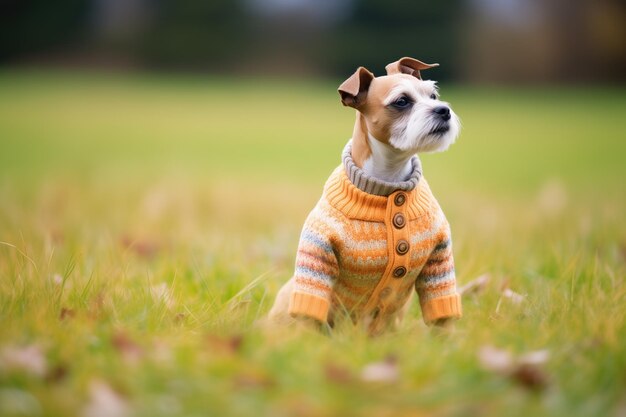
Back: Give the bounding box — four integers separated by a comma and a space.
1, 0, 625, 83
1, 2, 626, 417
0, 0, 624, 261
0, 0, 625, 276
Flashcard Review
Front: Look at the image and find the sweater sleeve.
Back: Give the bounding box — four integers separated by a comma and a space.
416, 216, 462, 324
288, 209, 339, 323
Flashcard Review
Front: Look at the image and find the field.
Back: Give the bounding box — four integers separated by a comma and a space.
0, 70, 625, 417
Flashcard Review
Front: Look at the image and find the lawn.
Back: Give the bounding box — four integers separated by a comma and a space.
0, 70, 624, 417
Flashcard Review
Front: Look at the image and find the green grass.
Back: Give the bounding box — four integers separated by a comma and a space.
0, 70, 625, 417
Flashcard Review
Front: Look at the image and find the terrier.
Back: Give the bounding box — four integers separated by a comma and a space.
268, 57, 462, 335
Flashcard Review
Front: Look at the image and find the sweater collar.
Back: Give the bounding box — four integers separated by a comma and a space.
342, 140, 422, 197
323, 141, 432, 221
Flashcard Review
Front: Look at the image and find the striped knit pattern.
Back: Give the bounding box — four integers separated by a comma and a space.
288, 142, 462, 332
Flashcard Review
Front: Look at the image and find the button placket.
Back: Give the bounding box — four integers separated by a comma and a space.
389, 190, 411, 288
363, 190, 413, 319
392, 193, 407, 262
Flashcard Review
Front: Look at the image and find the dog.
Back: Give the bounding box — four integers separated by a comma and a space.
268, 57, 462, 335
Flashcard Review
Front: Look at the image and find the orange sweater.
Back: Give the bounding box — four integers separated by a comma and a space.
288, 141, 462, 333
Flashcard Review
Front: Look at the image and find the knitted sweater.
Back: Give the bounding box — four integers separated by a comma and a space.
288, 141, 462, 332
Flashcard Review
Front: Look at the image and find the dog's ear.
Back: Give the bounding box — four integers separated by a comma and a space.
385, 57, 439, 79
338, 67, 375, 108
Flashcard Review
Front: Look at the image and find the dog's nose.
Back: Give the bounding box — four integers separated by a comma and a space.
433, 106, 451, 121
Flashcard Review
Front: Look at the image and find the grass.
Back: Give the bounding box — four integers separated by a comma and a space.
0, 69, 625, 417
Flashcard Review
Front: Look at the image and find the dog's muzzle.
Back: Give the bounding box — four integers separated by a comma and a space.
430, 123, 450, 135
433, 106, 451, 121
429, 106, 452, 135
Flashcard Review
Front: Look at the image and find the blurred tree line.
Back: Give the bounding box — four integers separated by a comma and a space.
1, 0, 624, 83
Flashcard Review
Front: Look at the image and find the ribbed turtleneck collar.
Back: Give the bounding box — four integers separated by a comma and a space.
322, 141, 433, 221
342, 140, 422, 197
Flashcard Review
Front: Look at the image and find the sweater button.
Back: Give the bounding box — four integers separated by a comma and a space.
393, 266, 407, 278
396, 240, 409, 255
392, 213, 406, 229
394, 193, 406, 206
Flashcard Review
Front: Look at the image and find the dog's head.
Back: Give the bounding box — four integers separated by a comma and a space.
338, 57, 460, 153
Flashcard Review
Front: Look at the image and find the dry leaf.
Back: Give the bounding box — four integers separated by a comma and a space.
478, 345, 513, 373
206, 334, 244, 355
515, 349, 550, 390
82, 380, 130, 417
494, 285, 526, 315
120, 236, 159, 259
478, 346, 550, 391
324, 363, 354, 384
460, 274, 491, 296
233, 371, 275, 389
0, 344, 47, 377
45, 364, 69, 383
502, 288, 525, 304
512, 362, 549, 390
60, 307, 75, 321
111, 331, 143, 364
360, 356, 399, 384
518, 349, 550, 366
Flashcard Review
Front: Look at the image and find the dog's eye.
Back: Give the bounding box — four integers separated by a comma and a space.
430, 93, 437, 100
392, 97, 412, 109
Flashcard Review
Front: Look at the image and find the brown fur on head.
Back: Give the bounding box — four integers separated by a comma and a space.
338, 57, 460, 168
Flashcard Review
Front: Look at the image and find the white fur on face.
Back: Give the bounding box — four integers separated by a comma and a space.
385, 79, 460, 153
